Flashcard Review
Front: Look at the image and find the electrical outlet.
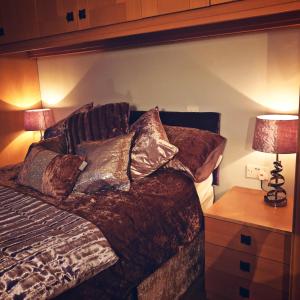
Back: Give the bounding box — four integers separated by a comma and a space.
246, 164, 269, 180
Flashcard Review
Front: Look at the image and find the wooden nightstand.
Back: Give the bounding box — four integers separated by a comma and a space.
204, 186, 293, 300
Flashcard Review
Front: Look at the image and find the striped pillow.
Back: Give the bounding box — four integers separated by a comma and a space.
65, 102, 130, 153
44, 102, 93, 139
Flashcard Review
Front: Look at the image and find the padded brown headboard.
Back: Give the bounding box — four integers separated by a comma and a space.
129, 111, 220, 134
129, 111, 221, 184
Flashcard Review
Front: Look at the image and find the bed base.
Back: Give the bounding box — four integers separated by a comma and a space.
129, 231, 205, 300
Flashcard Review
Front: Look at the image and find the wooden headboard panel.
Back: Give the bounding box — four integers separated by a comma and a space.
129, 111, 220, 134
129, 111, 221, 185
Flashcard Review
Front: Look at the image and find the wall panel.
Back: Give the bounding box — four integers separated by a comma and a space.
0, 55, 41, 166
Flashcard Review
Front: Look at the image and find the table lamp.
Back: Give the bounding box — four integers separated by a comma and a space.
252, 114, 298, 207
24, 108, 54, 140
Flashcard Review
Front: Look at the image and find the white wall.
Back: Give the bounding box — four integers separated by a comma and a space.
38, 28, 300, 198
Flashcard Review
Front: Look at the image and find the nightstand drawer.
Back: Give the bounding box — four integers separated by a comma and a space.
205, 217, 291, 264
206, 269, 288, 300
205, 242, 290, 291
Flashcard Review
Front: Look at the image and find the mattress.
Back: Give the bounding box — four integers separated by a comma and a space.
194, 174, 214, 211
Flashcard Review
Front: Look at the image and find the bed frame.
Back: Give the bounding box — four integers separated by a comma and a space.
128, 110, 221, 300
129, 111, 220, 134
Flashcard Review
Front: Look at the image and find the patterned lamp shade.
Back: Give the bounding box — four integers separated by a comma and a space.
24, 108, 54, 131
252, 114, 298, 154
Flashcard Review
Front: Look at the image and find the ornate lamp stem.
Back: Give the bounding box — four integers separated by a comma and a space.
264, 153, 287, 207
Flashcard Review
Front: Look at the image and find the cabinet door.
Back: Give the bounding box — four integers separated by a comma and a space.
36, 0, 79, 37
141, 0, 205, 18
87, 0, 141, 28
190, 0, 209, 9
210, 0, 238, 4
0, 0, 39, 45
157, 0, 190, 14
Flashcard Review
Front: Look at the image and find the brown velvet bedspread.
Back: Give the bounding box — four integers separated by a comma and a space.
0, 164, 204, 299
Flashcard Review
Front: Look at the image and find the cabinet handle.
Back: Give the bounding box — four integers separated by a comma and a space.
66, 11, 74, 22
78, 9, 86, 20
239, 287, 250, 298
240, 234, 251, 246
240, 260, 251, 272
0, 27, 4, 36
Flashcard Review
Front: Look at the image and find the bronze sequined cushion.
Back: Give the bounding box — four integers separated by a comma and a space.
65, 102, 130, 153
44, 102, 93, 139
130, 108, 178, 181
74, 131, 135, 193
18, 146, 85, 200
164, 125, 226, 182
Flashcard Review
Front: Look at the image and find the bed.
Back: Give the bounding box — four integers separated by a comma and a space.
0, 106, 224, 300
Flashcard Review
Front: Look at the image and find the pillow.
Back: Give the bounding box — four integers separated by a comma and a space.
44, 103, 93, 139
65, 102, 130, 153
26, 134, 67, 158
164, 125, 226, 182
73, 131, 135, 193
18, 146, 85, 200
130, 107, 178, 180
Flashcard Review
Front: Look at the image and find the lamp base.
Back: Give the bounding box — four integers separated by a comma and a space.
264, 193, 287, 207
264, 154, 287, 207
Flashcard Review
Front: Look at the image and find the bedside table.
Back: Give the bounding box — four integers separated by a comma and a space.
204, 186, 293, 300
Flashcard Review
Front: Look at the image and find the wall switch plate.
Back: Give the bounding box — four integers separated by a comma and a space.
246, 164, 269, 180
186, 105, 200, 112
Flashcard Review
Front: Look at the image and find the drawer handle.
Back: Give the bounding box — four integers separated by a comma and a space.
240, 234, 251, 246
240, 260, 251, 272
78, 9, 86, 20
0, 27, 4, 36
239, 287, 250, 298
66, 11, 74, 22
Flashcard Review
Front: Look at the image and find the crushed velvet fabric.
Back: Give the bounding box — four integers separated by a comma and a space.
18, 146, 85, 200
65, 102, 130, 153
44, 103, 93, 139
74, 132, 135, 193
164, 125, 226, 182
130, 108, 178, 180
0, 185, 118, 300
137, 233, 204, 300
0, 165, 203, 300
26, 134, 67, 158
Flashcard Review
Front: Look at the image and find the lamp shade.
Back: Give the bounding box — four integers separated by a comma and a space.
24, 108, 54, 131
252, 114, 298, 154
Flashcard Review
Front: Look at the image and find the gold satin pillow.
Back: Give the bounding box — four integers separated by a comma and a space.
74, 132, 135, 193
130, 108, 178, 180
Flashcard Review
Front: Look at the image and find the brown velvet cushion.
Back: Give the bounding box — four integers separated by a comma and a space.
65, 102, 130, 153
74, 131, 135, 193
44, 103, 93, 139
164, 125, 226, 182
26, 134, 67, 158
130, 108, 178, 180
18, 146, 85, 200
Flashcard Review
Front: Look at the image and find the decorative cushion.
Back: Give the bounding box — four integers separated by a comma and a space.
18, 146, 85, 200
44, 103, 93, 139
65, 102, 130, 153
164, 125, 226, 182
26, 135, 67, 158
74, 131, 135, 193
130, 108, 178, 180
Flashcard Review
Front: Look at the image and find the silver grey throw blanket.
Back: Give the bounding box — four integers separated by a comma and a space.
0, 186, 118, 300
